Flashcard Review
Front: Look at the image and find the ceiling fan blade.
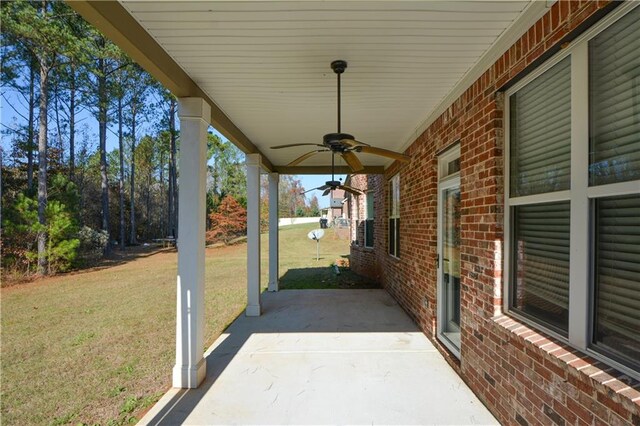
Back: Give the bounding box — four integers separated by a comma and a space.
318, 184, 330, 191
339, 185, 364, 196
301, 186, 321, 195
357, 146, 411, 162
341, 151, 364, 172
340, 138, 369, 147
271, 143, 324, 149
287, 150, 323, 167
322, 188, 332, 196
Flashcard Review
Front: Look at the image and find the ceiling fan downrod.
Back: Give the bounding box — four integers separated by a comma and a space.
331, 151, 335, 182
331, 60, 347, 134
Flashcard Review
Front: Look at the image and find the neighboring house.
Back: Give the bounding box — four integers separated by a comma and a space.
324, 188, 347, 224
348, 3, 640, 425
347, 175, 385, 278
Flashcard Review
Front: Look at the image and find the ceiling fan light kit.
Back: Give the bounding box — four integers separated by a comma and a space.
271, 60, 411, 174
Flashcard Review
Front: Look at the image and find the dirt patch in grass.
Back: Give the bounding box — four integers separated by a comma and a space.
1, 223, 366, 425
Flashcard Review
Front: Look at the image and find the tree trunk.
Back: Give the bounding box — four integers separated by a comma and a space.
98, 55, 110, 254
118, 95, 125, 251
36, 65, 49, 275
146, 169, 151, 239
54, 79, 63, 165
129, 104, 137, 244
168, 98, 177, 238
159, 150, 165, 236
167, 152, 174, 237
27, 58, 36, 192
69, 62, 75, 180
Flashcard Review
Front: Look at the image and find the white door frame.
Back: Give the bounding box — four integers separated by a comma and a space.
437, 145, 461, 358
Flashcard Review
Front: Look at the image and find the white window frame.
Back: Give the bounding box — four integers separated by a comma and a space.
364, 191, 375, 249
503, 1, 640, 380
352, 193, 360, 245
389, 174, 400, 258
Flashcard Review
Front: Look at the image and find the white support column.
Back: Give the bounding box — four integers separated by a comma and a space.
246, 153, 262, 316
173, 97, 210, 388
268, 172, 279, 292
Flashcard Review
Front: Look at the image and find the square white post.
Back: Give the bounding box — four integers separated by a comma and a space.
246, 153, 262, 316
172, 97, 210, 388
268, 172, 279, 292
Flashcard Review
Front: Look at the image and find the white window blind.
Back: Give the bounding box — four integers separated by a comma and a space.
513, 202, 570, 333
589, 7, 640, 185
509, 56, 572, 197
593, 188, 640, 370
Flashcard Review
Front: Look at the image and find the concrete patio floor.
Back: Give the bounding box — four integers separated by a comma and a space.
140, 289, 498, 425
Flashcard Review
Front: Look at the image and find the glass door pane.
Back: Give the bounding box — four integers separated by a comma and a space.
441, 186, 461, 350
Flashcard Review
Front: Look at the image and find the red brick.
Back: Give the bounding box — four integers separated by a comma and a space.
567, 398, 594, 424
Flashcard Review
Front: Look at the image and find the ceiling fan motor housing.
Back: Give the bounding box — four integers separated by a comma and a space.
331, 60, 347, 74
325, 180, 341, 187
323, 132, 354, 151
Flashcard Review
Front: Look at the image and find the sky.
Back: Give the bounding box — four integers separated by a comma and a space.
1, 86, 344, 209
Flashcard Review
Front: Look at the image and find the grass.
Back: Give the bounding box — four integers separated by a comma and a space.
0, 223, 376, 425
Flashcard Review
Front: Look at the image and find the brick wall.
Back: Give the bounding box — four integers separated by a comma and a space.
349, 1, 640, 425
348, 174, 385, 282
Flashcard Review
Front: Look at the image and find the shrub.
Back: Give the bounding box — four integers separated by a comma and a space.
1, 193, 40, 273
1, 194, 80, 274
45, 200, 79, 273
76, 226, 108, 266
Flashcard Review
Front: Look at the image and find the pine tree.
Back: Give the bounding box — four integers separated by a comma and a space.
1, 0, 86, 274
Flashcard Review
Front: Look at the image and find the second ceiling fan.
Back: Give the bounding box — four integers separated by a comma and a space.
270, 60, 411, 172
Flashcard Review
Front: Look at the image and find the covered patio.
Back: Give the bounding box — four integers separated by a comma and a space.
139, 290, 497, 425
69, 0, 549, 389
66, 1, 640, 424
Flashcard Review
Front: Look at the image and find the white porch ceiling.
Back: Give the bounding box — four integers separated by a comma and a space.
121, 1, 539, 169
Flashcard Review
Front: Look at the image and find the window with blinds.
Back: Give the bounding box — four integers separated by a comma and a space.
505, 4, 640, 377
389, 175, 400, 257
510, 56, 571, 197
589, 8, 640, 186
508, 56, 572, 330
365, 191, 374, 248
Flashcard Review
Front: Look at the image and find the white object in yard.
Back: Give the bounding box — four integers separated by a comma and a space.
278, 217, 321, 227
308, 229, 325, 261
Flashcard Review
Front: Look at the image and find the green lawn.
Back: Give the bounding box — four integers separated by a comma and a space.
0, 223, 376, 425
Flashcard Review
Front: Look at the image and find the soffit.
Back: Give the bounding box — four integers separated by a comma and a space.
120, 1, 537, 169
